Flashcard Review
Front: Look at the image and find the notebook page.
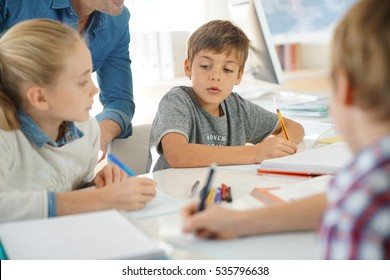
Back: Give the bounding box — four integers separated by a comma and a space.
259, 142, 352, 175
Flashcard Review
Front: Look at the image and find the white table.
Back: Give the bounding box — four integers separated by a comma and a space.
123, 112, 334, 259
127, 166, 321, 260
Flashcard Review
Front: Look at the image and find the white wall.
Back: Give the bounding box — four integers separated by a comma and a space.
300, 44, 330, 69
202, 0, 232, 21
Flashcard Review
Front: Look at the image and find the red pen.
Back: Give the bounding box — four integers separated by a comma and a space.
257, 168, 323, 178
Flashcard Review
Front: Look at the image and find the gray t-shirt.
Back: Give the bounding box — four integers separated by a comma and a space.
147, 86, 279, 172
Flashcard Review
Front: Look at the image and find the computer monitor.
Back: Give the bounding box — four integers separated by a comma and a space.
229, 0, 284, 85
262, 0, 356, 45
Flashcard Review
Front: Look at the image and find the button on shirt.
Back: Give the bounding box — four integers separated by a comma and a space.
318, 136, 390, 259
0, 0, 135, 139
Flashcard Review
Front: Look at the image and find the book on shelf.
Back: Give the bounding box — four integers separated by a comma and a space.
0, 209, 165, 260
275, 43, 301, 71
257, 142, 352, 177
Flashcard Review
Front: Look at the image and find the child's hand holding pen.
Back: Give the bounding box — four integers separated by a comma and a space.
91, 153, 157, 211
94, 154, 138, 188
182, 164, 239, 239
181, 202, 241, 239
246, 108, 300, 163
97, 177, 157, 211
94, 164, 130, 188
253, 137, 297, 163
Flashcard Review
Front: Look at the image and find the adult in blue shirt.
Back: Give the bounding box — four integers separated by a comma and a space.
0, 0, 135, 159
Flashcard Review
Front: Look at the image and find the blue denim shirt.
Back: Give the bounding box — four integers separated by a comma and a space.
18, 110, 84, 149
0, 0, 134, 138
17, 110, 85, 217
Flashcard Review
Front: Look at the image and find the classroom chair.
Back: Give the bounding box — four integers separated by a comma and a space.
107, 123, 152, 175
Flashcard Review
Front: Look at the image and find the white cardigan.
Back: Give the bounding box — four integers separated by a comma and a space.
0, 117, 100, 222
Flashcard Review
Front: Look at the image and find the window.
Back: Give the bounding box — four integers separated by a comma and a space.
127, 0, 205, 33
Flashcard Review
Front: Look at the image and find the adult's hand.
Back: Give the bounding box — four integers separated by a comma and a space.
98, 119, 122, 161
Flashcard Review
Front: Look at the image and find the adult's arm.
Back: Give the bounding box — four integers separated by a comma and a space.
94, 10, 135, 140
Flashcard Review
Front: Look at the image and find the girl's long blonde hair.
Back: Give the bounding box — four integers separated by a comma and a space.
0, 19, 84, 130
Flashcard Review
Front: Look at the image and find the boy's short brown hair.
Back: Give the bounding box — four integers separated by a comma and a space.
332, 0, 390, 120
187, 20, 250, 73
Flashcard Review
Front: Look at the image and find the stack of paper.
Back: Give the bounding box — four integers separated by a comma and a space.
0, 210, 165, 260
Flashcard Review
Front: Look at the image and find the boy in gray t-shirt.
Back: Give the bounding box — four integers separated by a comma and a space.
148, 20, 304, 172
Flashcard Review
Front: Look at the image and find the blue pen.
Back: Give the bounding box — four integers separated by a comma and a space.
107, 153, 136, 177
197, 164, 216, 212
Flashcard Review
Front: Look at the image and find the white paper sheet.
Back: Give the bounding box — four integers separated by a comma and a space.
0, 210, 164, 260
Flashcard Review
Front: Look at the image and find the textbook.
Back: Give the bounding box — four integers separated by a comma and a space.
257, 142, 352, 177
0, 210, 165, 260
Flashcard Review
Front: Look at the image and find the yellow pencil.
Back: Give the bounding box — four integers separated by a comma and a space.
276, 109, 290, 140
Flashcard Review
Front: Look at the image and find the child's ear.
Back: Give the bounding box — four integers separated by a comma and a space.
184, 59, 192, 78
235, 69, 244, 85
335, 68, 354, 106
25, 85, 50, 110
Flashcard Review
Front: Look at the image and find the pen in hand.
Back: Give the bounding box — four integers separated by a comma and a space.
197, 164, 216, 212
276, 109, 290, 140
107, 153, 136, 177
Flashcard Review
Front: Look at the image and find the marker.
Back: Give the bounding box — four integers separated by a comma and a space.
197, 164, 216, 211
107, 153, 136, 177
215, 187, 222, 204
226, 186, 232, 203
206, 188, 216, 203
221, 183, 228, 201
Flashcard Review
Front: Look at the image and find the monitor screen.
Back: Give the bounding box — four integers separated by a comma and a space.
229, 0, 284, 85
262, 0, 356, 44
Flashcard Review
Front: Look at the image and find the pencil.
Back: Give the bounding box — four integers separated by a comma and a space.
276, 109, 290, 140
107, 153, 136, 177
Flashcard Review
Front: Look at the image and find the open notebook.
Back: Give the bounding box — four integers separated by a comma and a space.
258, 142, 353, 177
0, 210, 165, 260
